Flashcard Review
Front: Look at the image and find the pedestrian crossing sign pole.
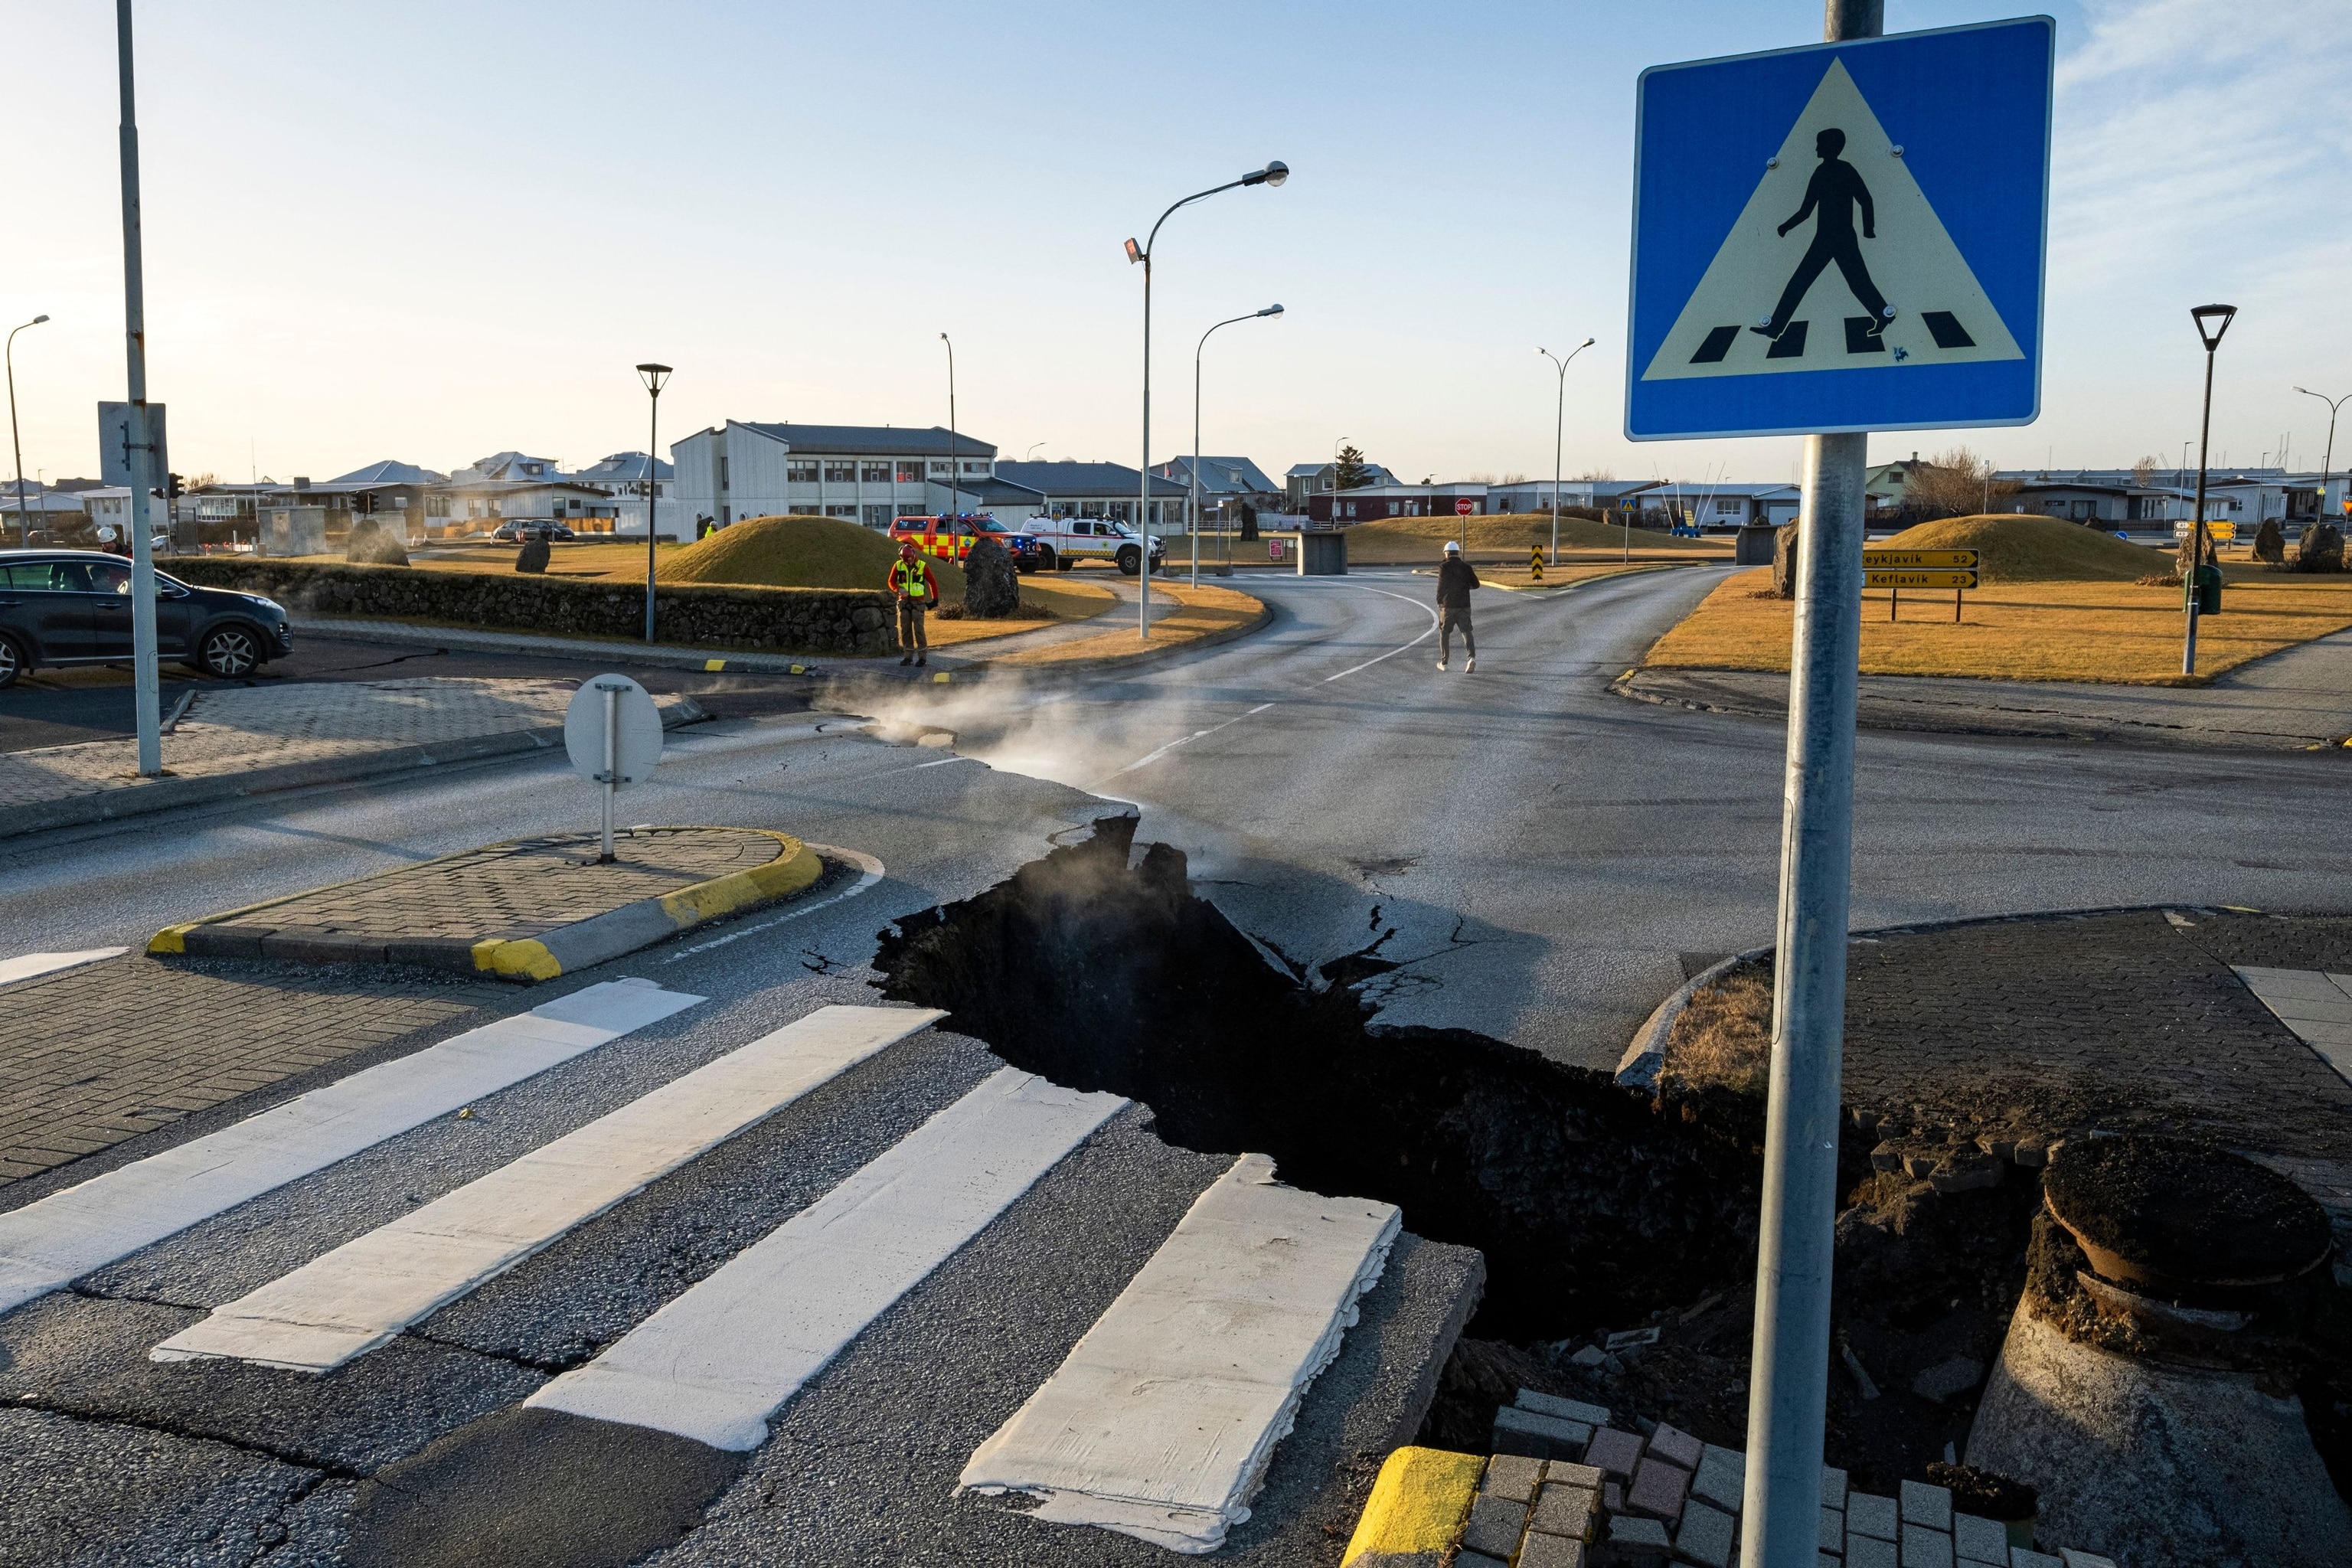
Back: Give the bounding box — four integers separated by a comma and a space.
1621, 13, 2053, 1568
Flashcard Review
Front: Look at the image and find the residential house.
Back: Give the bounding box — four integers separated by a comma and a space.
1485, 479, 1664, 516
1306, 482, 1488, 524
1284, 459, 1400, 508
1149, 456, 1281, 524
570, 451, 678, 535
992, 462, 1188, 528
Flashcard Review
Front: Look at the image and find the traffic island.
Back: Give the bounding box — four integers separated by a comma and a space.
149, 826, 831, 982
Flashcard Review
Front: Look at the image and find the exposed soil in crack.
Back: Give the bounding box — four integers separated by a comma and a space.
867, 817, 2115, 1494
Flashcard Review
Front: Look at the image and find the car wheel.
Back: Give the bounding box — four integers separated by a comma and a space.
1049, 550, 1070, 572
0, 633, 22, 689
1117, 546, 1141, 576
199, 623, 263, 679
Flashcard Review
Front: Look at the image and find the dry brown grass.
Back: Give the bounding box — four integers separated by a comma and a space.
1342, 513, 1730, 567
1644, 564, 2352, 684
1665, 966, 1774, 1096
988, 582, 1264, 668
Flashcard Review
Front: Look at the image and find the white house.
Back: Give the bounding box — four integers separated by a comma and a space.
570, 451, 678, 535
670, 423, 998, 531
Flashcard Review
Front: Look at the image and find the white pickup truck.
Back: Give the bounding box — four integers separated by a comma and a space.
1009, 515, 1166, 576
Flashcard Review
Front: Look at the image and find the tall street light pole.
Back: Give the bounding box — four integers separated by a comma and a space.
2183, 304, 2236, 677
940, 334, 959, 520
2295, 385, 2347, 518
1537, 338, 1595, 567
7, 315, 48, 547
1194, 304, 1283, 587
1127, 159, 1288, 640
635, 364, 671, 642
115, 0, 162, 777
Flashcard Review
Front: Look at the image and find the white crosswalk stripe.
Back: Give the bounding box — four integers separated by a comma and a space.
522, 1065, 1128, 1450
0, 978, 704, 1318
149, 1004, 944, 1372
960, 1152, 1400, 1553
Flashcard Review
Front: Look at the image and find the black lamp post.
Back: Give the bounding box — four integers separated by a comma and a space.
2182, 304, 2235, 676
8, 315, 49, 547
1127, 159, 1287, 639
636, 363, 671, 643
2295, 385, 2347, 524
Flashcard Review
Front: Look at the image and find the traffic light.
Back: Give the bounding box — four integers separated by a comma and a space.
166, 472, 185, 499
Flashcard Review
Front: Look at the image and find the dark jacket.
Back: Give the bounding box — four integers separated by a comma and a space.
1435, 557, 1480, 609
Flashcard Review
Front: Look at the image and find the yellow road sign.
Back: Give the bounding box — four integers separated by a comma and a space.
1865, 570, 1978, 589
1861, 549, 1978, 569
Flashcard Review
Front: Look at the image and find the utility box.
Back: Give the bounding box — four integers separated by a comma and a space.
1298, 531, 1348, 576
1735, 524, 1778, 566
261, 506, 328, 557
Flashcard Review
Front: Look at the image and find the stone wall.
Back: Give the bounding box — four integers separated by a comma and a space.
169, 559, 896, 655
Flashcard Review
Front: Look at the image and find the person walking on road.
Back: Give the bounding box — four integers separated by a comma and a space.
888, 538, 941, 666
1436, 537, 1479, 672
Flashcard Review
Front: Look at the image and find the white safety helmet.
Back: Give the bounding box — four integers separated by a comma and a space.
1443, 539, 1462, 554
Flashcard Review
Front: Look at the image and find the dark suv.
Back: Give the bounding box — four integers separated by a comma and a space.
0, 551, 295, 688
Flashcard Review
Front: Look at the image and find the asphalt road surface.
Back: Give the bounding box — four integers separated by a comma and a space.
3, 563, 2348, 1565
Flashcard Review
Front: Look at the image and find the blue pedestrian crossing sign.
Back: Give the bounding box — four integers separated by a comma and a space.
1625, 18, 2053, 441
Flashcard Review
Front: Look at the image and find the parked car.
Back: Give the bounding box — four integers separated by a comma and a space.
491, 521, 576, 543
1000, 515, 1168, 575
0, 550, 293, 687
887, 514, 1049, 573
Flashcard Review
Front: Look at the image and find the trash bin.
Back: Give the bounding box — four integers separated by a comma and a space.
2194, 563, 2223, 615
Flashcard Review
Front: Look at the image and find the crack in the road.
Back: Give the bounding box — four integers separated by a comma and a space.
6, 1393, 364, 1481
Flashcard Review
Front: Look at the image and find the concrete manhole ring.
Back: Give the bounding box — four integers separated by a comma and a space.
2041, 1134, 2332, 1293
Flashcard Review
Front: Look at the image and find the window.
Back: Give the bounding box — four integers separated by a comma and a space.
824, 462, 855, 483
718, 456, 730, 488
88, 562, 131, 595
861, 463, 890, 484
930, 460, 953, 475
897, 460, 924, 483
825, 505, 858, 518
896, 503, 928, 518
862, 505, 890, 528
786, 460, 818, 484
962, 460, 988, 475
1, 562, 87, 590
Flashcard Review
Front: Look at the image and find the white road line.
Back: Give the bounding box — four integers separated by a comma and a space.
524, 1067, 1126, 1451
659, 846, 884, 962
0, 948, 127, 988
0, 978, 704, 1318
1321, 587, 1442, 683
149, 1004, 943, 1373
1103, 704, 1276, 780
961, 1153, 1400, 1553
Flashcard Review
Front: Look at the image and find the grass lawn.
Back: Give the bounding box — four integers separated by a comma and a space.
1644, 564, 2352, 684
1468, 561, 1692, 592
987, 582, 1265, 668
1336, 513, 1730, 567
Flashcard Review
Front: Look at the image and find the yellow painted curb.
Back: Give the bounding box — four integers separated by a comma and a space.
658, 832, 823, 925
469, 937, 561, 982
1341, 1446, 1485, 1567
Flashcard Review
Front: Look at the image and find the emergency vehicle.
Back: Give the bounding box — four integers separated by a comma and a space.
995, 514, 1166, 575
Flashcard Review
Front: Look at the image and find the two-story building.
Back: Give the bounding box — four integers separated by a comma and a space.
669, 423, 998, 530
991, 462, 1189, 528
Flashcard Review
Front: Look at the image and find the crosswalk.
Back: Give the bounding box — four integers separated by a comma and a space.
1, 993, 1408, 1557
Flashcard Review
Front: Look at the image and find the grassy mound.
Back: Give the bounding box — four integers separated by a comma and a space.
1348, 512, 1720, 558
1882, 514, 2161, 583
655, 514, 965, 594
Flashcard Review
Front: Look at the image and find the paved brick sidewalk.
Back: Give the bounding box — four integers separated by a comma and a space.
0, 678, 695, 815
0, 956, 504, 1187
183, 827, 786, 951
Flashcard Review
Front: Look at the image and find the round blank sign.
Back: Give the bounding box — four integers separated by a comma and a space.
564, 675, 664, 791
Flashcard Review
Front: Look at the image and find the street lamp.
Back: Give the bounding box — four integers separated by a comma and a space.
1127, 158, 1287, 639
941, 334, 960, 520
1193, 304, 1282, 586
1537, 338, 1596, 566
2182, 303, 2236, 676
7, 314, 48, 547
635, 363, 671, 644
2295, 386, 2347, 521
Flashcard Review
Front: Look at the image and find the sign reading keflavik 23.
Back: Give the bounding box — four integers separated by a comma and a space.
1625, 17, 2053, 441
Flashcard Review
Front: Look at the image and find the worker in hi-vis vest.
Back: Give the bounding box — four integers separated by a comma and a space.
888, 538, 942, 667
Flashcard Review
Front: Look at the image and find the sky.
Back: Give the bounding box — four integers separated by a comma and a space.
5, 0, 2347, 491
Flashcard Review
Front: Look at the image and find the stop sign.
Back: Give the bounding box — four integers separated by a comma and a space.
1455, 498, 1474, 516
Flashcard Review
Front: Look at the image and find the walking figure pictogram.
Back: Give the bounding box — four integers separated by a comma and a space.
1753, 127, 1895, 343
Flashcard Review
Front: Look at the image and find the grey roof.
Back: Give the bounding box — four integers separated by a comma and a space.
326, 459, 447, 486
994, 461, 1187, 498
1285, 460, 1400, 487
571, 451, 674, 482
1152, 456, 1277, 494
737, 423, 997, 459
953, 477, 1047, 506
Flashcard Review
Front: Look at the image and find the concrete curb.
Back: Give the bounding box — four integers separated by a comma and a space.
3, 697, 707, 841
151, 828, 827, 984
1341, 1446, 1487, 1568
295, 616, 825, 675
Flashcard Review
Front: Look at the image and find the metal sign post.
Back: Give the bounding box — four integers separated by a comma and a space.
1623, 10, 2052, 1566
564, 675, 664, 863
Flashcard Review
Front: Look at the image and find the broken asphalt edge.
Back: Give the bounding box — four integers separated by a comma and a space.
0, 697, 709, 842
146, 828, 825, 984
1613, 900, 2273, 1092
